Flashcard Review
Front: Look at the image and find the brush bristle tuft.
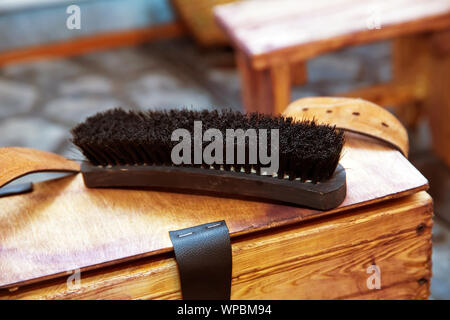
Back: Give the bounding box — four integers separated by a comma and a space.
71, 109, 344, 182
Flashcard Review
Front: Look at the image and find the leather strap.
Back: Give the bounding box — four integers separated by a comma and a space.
0, 147, 80, 189
283, 97, 409, 157
169, 220, 232, 300
0, 183, 33, 198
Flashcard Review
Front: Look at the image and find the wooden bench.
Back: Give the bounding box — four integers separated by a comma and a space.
214, 0, 450, 166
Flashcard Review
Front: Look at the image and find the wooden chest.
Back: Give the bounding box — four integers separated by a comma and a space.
0, 129, 431, 299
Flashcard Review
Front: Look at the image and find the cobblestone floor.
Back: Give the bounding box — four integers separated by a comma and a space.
0, 37, 448, 299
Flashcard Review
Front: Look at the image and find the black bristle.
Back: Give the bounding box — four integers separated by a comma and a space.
71, 109, 345, 182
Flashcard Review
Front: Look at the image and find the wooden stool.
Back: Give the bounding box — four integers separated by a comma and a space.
214, 0, 450, 166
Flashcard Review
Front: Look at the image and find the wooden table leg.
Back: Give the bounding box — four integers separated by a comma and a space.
392, 34, 431, 128
236, 49, 292, 114
291, 61, 307, 86
393, 31, 450, 167
252, 63, 292, 115
427, 30, 450, 167
254, 62, 292, 114
393, 31, 450, 166
235, 50, 259, 113
270, 63, 292, 114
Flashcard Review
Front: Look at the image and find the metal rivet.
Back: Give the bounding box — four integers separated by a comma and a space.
207, 223, 222, 229
418, 278, 428, 285
416, 223, 426, 235
178, 232, 193, 238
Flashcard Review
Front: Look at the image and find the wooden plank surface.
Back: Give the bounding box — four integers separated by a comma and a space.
214, 0, 450, 69
0, 132, 428, 289
0, 191, 432, 299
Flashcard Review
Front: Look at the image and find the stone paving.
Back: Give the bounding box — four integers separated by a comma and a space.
0, 37, 448, 299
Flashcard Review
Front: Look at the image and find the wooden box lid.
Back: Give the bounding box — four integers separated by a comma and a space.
0, 131, 428, 289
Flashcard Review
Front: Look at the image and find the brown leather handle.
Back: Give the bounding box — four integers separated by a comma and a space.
0, 147, 80, 188
283, 97, 409, 157
169, 220, 232, 300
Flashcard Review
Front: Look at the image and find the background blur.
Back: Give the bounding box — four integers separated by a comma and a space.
0, 0, 448, 299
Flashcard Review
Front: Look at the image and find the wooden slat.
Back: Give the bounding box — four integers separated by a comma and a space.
235, 50, 261, 113
0, 132, 428, 289
270, 62, 291, 114
214, 0, 450, 69
344, 281, 430, 300
339, 82, 421, 109
0, 191, 432, 299
290, 61, 307, 85
0, 23, 185, 67
426, 30, 450, 166
391, 30, 450, 166
392, 34, 431, 127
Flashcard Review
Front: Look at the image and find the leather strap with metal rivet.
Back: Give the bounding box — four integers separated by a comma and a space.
283, 97, 409, 157
169, 220, 232, 300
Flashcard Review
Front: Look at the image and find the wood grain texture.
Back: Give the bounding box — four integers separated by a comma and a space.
214, 0, 450, 69
283, 97, 409, 157
0, 147, 80, 188
0, 131, 428, 289
0, 191, 432, 299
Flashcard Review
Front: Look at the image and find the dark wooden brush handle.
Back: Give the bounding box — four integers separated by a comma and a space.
81, 163, 346, 210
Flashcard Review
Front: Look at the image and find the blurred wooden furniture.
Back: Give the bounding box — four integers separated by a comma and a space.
0, 23, 184, 67
171, 0, 237, 46
214, 0, 450, 166
0, 98, 432, 300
